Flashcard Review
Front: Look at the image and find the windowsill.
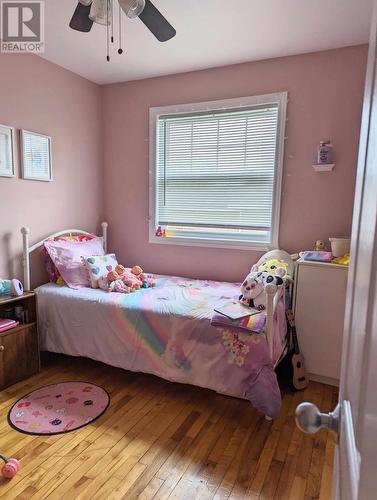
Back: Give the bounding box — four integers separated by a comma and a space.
149, 233, 272, 252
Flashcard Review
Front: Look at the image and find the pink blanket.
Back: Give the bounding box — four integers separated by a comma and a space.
36, 275, 287, 418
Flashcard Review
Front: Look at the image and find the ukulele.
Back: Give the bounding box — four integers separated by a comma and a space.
286, 309, 309, 390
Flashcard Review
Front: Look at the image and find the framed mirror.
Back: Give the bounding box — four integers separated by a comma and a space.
0, 124, 16, 177
21, 129, 52, 182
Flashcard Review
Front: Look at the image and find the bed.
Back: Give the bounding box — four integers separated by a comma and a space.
22, 223, 288, 419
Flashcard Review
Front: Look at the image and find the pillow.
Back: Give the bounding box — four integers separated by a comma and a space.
42, 234, 96, 284
83, 254, 118, 288
44, 237, 105, 289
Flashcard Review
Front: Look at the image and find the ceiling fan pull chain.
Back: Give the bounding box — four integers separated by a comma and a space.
106, 0, 110, 61
118, 2, 123, 54
111, 0, 114, 42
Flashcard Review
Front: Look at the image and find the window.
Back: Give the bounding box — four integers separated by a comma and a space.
149, 93, 287, 250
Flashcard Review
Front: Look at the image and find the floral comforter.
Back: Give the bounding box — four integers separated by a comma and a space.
36, 275, 287, 418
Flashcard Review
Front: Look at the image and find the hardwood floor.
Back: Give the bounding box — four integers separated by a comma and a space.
0, 354, 337, 499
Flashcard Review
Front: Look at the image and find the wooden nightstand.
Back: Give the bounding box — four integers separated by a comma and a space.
0, 292, 40, 389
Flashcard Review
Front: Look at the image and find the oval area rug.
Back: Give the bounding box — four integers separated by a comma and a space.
8, 382, 110, 435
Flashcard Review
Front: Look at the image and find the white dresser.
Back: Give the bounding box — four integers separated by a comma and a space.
293, 259, 348, 386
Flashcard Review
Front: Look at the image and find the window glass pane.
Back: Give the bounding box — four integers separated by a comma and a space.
154, 101, 282, 245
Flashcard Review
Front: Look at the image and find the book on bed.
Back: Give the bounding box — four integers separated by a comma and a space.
214, 300, 259, 320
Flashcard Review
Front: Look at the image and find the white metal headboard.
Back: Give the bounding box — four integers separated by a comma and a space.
21, 221, 108, 291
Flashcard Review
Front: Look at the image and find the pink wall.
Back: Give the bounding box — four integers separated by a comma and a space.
102, 45, 367, 282
0, 54, 103, 284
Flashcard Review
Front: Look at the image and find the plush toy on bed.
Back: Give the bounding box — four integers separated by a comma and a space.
239, 272, 266, 310
239, 269, 286, 310
99, 265, 156, 293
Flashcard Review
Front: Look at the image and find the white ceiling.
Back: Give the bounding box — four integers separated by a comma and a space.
41, 0, 373, 85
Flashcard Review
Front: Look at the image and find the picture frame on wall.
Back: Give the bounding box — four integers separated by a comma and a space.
0, 124, 16, 178
21, 129, 52, 182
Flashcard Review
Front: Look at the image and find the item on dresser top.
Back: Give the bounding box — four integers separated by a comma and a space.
329, 237, 350, 258
83, 253, 118, 288
299, 250, 333, 262
44, 237, 105, 289
285, 309, 309, 390
0, 318, 19, 333
211, 309, 266, 334
331, 253, 350, 266
42, 233, 96, 285
314, 239, 327, 251
0, 278, 24, 297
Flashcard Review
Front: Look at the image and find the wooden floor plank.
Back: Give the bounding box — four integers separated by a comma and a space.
0, 354, 337, 500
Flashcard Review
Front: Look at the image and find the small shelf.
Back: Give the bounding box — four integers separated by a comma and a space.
0, 322, 36, 336
312, 163, 335, 172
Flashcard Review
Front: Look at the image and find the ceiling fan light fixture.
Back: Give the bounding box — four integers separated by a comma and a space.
89, 0, 112, 25
118, 0, 145, 19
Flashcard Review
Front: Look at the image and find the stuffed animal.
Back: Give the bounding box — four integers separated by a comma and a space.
239, 272, 266, 310
251, 258, 289, 277
314, 239, 327, 251
239, 268, 286, 310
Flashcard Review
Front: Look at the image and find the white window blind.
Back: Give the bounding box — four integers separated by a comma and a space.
151, 93, 286, 249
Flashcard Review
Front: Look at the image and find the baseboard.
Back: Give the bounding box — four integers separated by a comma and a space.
309, 373, 340, 387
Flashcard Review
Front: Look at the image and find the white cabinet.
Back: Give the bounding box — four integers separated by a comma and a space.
293, 259, 348, 386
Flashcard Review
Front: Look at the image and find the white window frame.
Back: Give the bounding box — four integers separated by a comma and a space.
149, 92, 287, 251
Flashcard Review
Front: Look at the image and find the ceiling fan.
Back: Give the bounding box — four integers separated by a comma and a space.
69, 0, 176, 60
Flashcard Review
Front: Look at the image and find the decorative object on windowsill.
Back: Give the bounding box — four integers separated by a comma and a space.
155, 226, 165, 237
0, 278, 24, 297
0, 124, 16, 178
312, 140, 335, 171
20, 130, 52, 182
69, 0, 176, 63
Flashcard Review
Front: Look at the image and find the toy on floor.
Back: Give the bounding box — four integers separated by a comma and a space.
0, 455, 20, 478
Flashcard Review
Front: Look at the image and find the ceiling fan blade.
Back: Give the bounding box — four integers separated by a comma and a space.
138, 0, 176, 42
69, 2, 93, 32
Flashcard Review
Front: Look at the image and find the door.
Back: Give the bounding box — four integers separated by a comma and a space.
295, 3, 377, 499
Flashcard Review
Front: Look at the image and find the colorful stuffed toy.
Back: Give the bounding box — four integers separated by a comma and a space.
239, 272, 266, 310
115, 265, 142, 290
239, 268, 286, 310
252, 258, 289, 277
